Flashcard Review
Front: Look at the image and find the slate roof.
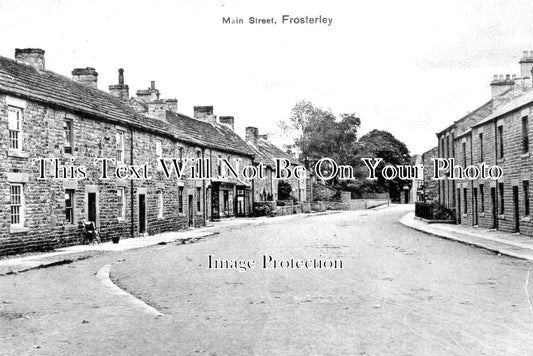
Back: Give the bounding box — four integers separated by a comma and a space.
0, 54, 254, 157
248, 138, 302, 168
165, 112, 254, 157
473, 89, 533, 128
0, 55, 172, 136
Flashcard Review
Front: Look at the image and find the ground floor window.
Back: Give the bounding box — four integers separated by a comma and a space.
463, 188, 468, 214
499, 183, 505, 214
65, 189, 75, 223
157, 191, 164, 218
196, 187, 201, 212
479, 185, 484, 213
524, 181, 530, 217
10, 184, 23, 226
178, 187, 184, 214
117, 187, 125, 220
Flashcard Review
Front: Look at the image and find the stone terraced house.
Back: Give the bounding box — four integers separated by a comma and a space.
0, 48, 255, 256
244, 126, 311, 204
432, 50, 533, 236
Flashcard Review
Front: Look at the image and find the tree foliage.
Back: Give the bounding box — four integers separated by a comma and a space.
278, 101, 411, 201
357, 129, 412, 201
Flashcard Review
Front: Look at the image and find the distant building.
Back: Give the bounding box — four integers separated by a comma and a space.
244, 126, 311, 203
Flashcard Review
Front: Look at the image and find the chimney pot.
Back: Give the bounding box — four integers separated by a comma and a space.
524, 50, 529, 58
506, 74, 510, 80
15, 48, 45, 70
109, 68, 129, 101
118, 68, 124, 85
493, 74, 498, 80
136, 81, 160, 102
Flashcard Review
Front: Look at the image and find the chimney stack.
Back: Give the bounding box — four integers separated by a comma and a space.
15, 48, 45, 70
136, 81, 160, 102
164, 99, 178, 113
520, 50, 533, 78
147, 100, 168, 121
490, 73, 515, 98
72, 67, 98, 89
219, 116, 235, 131
193, 106, 216, 124
245, 126, 259, 146
109, 68, 130, 100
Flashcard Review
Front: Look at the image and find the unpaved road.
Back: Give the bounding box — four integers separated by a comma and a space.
2, 205, 533, 355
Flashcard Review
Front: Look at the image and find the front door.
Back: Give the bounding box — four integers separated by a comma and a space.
456, 188, 461, 224
139, 194, 146, 234
473, 187, 478, 226
491, 187, 498, 229
188, 194, 194, 227
212, 185, 220, 220
88, 192, 97, 225
513, 186, 520, 232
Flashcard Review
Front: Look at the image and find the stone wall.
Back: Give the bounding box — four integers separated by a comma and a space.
0, 94, 252, 255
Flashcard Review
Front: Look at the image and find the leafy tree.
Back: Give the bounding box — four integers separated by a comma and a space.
278, 101, 362, 186
357, 129, 411, 202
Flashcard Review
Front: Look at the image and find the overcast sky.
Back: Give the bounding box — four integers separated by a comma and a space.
1, 0, 533, 155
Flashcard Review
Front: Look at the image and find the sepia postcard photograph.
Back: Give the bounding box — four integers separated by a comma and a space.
1, 0, 533, 355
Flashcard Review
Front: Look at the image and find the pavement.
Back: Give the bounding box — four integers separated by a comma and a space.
0, 211, 340, 276
400, 210, 533, 262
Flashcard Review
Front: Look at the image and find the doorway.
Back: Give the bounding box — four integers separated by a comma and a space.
139, 194, 146, 234
456, 188, 461, 224
491, 187, 498, 229
88, 192, 97, 224
188, 194, 194, 227
513, 186, 520, 232
473, 187, 478, 226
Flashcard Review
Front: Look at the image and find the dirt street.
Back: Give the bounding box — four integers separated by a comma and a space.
2, 205, 533, 355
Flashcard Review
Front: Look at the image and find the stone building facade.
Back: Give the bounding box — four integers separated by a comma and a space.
244, 126, 311, 204
0, 48, 254, 255
434, 50, 533, 236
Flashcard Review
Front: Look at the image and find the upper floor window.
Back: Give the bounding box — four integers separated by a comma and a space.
498, 126, 504, 159
156, 140, 162, 169
522, 116, 529, 154
63, 119, 73, 154
116, 131, 125, 163
462, 141, 467, 166
8, 106, 22, 151
479, 133, 484, 162
10, 184, 24, 226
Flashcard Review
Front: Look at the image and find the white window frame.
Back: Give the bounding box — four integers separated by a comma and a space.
157, 190, 164, 219
117, 187, 126, 221
156, 139, 163, 170
63, 119, 73, 154
65, 189, 75, 224
116, 131, 125, 164
10, 183, 24, 227
8, 106, 22, 151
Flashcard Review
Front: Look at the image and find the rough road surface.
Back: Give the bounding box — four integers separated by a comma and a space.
1, 205, 533, 355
